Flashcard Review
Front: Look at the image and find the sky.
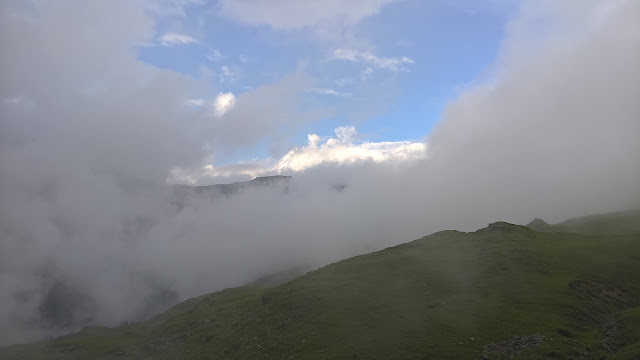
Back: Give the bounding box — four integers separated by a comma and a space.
1, 0, 639, 346
136, 0, 517, 180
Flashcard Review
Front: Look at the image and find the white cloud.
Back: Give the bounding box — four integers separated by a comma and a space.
170, 159, 273, 184
184, 94, 236, 115
360, 67, 374, 80
273, 126, 427, 172
213, 92, 236, 117
330, 49, 415, 78
201, 162, 267, 179
207, 71, 315, 150
157, 32, 198, 46
331, 49, 415, 70
217, 0, 399, 29
218, 65, 234, 83
308, 88, 352, 97
207, 49, 224, 62
171, 126, 427, 183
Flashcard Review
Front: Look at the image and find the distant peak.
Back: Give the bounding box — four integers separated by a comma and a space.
527, 218, 549, 226
526, 218, 551, 230
483, 222, 533, 232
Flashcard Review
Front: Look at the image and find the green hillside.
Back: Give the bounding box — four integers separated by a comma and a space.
2, 217, 640, 359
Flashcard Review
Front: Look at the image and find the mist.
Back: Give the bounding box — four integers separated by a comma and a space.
1, 0, 639, 346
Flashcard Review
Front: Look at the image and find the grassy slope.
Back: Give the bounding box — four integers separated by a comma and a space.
2, 222, 639, 359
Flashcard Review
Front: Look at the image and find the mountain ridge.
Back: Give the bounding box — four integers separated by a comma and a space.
525, 209, 640, 235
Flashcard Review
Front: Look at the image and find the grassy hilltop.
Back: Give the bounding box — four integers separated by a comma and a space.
2, 211, 640, 359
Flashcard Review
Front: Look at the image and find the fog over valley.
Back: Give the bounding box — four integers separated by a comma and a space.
1, 0, 639, 346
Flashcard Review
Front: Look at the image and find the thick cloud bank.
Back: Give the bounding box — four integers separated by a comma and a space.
1, 0, 639, 345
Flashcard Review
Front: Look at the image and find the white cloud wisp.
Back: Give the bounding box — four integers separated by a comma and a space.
157, 32, 199, 46
330, 48, 414, 78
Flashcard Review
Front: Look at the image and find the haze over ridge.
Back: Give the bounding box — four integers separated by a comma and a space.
1, 0, 639, 345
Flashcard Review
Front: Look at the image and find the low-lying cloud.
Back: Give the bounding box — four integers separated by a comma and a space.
1, 0, 639, 346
